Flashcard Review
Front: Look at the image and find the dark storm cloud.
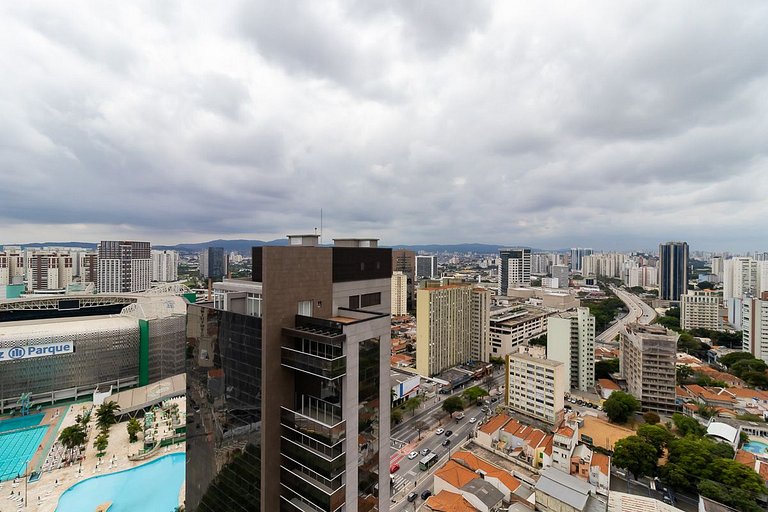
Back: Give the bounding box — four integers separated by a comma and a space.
1, 1, 766, 250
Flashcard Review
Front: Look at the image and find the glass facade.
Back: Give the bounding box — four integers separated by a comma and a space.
186, 304, 262, 512
357, 337, 380, 512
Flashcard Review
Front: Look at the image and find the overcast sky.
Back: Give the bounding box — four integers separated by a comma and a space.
1, 1, 767, 252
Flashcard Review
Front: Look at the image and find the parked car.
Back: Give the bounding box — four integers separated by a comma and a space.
435, 428, 445, 435
408, 451, 419, 460
407, 492, 418, 502
421, 490, 432, 500
390, 463, 400, 473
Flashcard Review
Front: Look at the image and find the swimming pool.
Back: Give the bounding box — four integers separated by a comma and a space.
0, 425, 49, 481
56, 453, 185, 512
0, 413, 44, 434
743, 440, 768, 454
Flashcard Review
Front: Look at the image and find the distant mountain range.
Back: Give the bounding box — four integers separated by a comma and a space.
5, 240, 565, 254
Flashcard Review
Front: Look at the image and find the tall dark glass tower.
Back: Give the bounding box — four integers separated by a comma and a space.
186, 235, 391, 512
659, 241, 689, 302
498, 248, 531, 295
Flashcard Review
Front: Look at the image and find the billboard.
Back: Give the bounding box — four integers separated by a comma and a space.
0, 342, 74, 362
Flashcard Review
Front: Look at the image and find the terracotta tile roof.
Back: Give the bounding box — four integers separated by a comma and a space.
725, 387, 768, 401
479, 414, 511, 435
591, 452, 610, 476
676, 386, 690, 398
683, 403, 699, 411
434, 460, 478, 489
759, 461, 768, 482
736, 449, 757, 466
451, 451, 521, 493
542, 434, 554, 456
424, 490, 480, 512
597, 378, 620, 391
556, 426, 575, 438
525, 429, 547, 449
501, 418, 524, 435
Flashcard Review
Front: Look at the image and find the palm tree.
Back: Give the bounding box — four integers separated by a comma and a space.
59, 425, 87, 462
126, 418, 142, 443
403, 397, 422, 416
94, 432, 109, 457
95, 401, 121, 430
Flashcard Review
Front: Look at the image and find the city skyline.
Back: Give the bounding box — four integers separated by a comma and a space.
2, 2, 767, 250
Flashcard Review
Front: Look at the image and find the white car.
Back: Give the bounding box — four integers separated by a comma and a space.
408, 451, 419, 460
469, 417, 476, 424
435, 428, 445, 435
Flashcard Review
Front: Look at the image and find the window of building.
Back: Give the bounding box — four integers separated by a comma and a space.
247, 293, 262, 317
349, 295, 360, 309
360, 292, 381, 307
298, 300, 312, 316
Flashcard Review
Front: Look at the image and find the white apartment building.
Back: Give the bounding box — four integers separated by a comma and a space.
551, 265, 569, 289
488, 305, 550, 358
546, 307, 595, 392
0, 251, 25, 285
0, 253, 8, 286
416, 280, 489, 376
26, 251, 73, 291
711, 256, 724, 281
625, 265, 658, 288
581, 253, 626, 279
743, 294, 768, 364
723, 257, 761, 300
391, 271, 408, 316
151, 250, 179, 282
97, 241, 151, 293
621, 324, 678, 414
680, 290, 722, 331
531, 253, 552, 275
471, 286, 492, 362
506, 353, 565, 425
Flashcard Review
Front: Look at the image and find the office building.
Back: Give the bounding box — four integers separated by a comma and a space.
546, 307, 595, 392
26, 251, 73, 291
392, 249, 416, 311
723, 257, 761, 300
151, 250, 179, 282
186, 235, 392, 512
470, 287, 492, 362
569, 248, 593, 273
200, 246, 228, 279
506, 353, 565, 425
97, 240, 151, 293
488, 305, 550, 358
743, 293, 768, 364
391, 271, 407, 316
498, 248, 531, 295
415, 254, 437, 279
416, 280, 489, 376
659, 241, 689, 302
551, 265, 569, 289
620, 324, 678, 413
680, 291, 722, 331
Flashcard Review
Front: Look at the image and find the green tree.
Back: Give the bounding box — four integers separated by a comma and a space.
697, 281, 714, 290
612, 436, 658, 479
719, 351, 754, 368
94, 432, 108, 457
595, 358, 620, 379
489, 356, 505, 369
414, 420, 429, 441
636, 424, 673, 458
528, 334, 547, 347
58, 424, 87, 461
442, 396, 464, 415
642, 411, 660, 425
602, 391, 639, 423
126, 418, 142, 443
697, 480, 762, 512
95, 401, 121, 430
403, 397, 422, 416
676, 365, 694, 384
462, 386, 489, 403
671, 413, 706, 437
708, 458, 765, 495
390, 408, 403, 425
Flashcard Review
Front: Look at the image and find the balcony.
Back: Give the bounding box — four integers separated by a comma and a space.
281, 434, 346, 480
281, 395, 345, 446
281, 347, 346, 380
281, 462, 346, 512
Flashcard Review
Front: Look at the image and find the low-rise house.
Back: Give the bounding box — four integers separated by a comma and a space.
451, 451, 522, 503
607, 491, 677, 511
433, 460, 505, 512
477, 414, 513, 449
596, 379, 621, 400
552, 424, 578, 474
425, 490, 481, 512
534, 467, 605, 512
498, 418, 553, 469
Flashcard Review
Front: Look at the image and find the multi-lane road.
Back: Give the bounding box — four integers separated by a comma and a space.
596, 286, 657, 343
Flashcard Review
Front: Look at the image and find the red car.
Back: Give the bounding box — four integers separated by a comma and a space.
390, 463, 400, 473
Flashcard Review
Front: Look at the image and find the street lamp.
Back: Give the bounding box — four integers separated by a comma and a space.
24, 459, 29, 508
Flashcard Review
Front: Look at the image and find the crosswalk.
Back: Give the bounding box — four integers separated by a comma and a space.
391, 469, 417, 492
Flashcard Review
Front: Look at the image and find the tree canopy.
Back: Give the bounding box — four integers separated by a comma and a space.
671, 413, 707, 437
462, 386, 489, 402
442, 396, 464, 414
637, 424, 673, 458
719, 351, 754, 368
595, 358, 619, 379
642, 411, 660, 425
612, 436, 658, 479
602, 391, 639, 423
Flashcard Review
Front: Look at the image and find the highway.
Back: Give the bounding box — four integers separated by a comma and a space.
596, 286, 657, 343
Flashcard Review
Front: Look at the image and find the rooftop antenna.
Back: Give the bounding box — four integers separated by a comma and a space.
320, 208, 323, 245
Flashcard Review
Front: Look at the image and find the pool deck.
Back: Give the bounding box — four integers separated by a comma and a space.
0, 401, 185, 512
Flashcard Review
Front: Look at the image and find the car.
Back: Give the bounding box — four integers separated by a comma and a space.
421, 448, 431, 456
390, 463, 400, 473
442, 439, 451, 447
435, 428, 445, 435
421, 490, 432, 500
408, 451, 419, 460
469, 417, 476, 423
407, 492, 418, 502
445, 430, 453, 437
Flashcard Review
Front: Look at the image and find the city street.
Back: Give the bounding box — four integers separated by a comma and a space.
596, 286, 657, 343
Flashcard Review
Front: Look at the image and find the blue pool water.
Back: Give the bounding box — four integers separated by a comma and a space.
56, 453, 185, 512
0, 425, 49, 481
0, 413, 44, 434
743, 440, 768, 454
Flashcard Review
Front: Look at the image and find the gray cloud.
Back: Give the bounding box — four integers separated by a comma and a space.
0, 1, 766, 251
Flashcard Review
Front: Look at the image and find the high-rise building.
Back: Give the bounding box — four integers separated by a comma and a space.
186, 235, 391, 511
498, 248, 531, 295
620, 324, 678, 413
471, 287, 492, 362
659, 241, 689, 302
531, 253, 552, 275
546, 307, 595, 392
569, 248, 593, 273
680, 290, 721, 331
711, 256, 724, 281
79, 252, 98, 286
392, 249, 416, 310
488, 305, 550, 358
505, 353, 565, 425
0, 252, 8, 286
723, 257, 760, 300
415, 254, 437, 279
391, 271, 408, 316
416, 280, 489, 376
551, 265, 569, 289
743, 293, 768, 364
151, 250, 179, 282
199, 246, 228, 279
97, 241, 151, 293
26, 251, 73, 291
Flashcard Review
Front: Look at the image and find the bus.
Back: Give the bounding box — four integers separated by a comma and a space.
419, 453, 438, 471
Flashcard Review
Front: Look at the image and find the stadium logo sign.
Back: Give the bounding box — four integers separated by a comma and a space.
0, 342, 74, 362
